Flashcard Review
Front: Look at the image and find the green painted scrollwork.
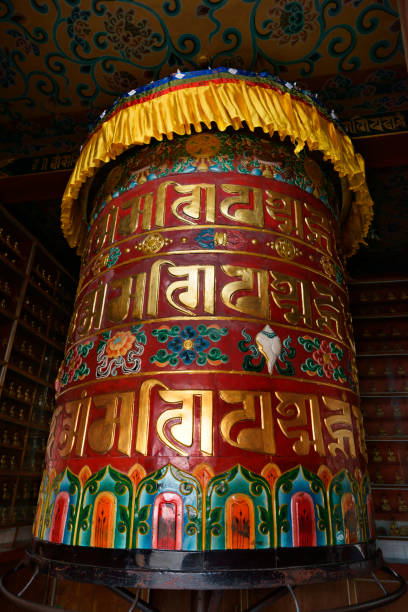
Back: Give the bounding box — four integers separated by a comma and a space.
133, 504, 151, 537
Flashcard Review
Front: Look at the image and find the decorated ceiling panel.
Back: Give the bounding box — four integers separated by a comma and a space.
0, 1, 406, 274
0, 0, 404, 123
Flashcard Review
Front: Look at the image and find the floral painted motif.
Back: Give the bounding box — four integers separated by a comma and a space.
104, 8, 155, 60
56, 341, 94, 391
104, 71, 139, 92
298, 336, 347, 382
105, 330, 136, 358
67, 7, 91, 51
0, 3, 403, 127
89, 132, 339, 223
150, 325, 228, 366
96, 326, 146, 378
0, 48, 16, 88
268, 1, 318, 45
7, 32, 39, 57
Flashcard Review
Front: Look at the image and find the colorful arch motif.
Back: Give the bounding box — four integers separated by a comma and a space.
49, 492, 70, 544
134, 464, 201, 551
152, 492, 183, 550
275, 465, 329, 548
329, 469, 363, 545
76, 466, 133, 549
225, 494, 256, 549
33, 463, 373, 551
291, 492, 317, 547
206, 465, 272, 550
90, 492, 117, 548
43, 469, 80, 546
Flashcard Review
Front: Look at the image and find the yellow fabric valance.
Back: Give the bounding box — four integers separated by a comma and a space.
61, 70, 373, 257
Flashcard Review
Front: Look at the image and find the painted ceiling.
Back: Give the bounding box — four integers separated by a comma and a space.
0, 0, 407, 158
0, 1, 406, 275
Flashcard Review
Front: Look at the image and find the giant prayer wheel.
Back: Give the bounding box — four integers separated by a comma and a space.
29, 69, 378, 588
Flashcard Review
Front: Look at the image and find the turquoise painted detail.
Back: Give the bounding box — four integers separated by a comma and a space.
275, 336, 296, 375
280, 2, 305, 36
76, 466, 133, 549
150, 324, 228, 366
195, 228, 215, 249
334, 264, 343, 284
206, 465, 272, 550
107, 246, 121, 267
37, 463, 371, 551
238, 328, 265, 372
45, 469, 81, 546
275, 465, 329, 548
329, 470, 362, 545
134, 464, 202, 550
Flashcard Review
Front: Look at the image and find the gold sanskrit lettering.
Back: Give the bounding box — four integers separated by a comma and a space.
106, 274, 147, 322
275, 391, 324, 455
147, 259, 174, 317
75, 281, 108, 337
92, 208, 118, 253
87, 391, 134, 456
156, 180, 176, 226
166, 265, 215, 315
323, 396, 356, 458
46, 405, 62, 462
136, 379, 168, 455
313, 281, 341, 338
265, 192, 303, 238
117, 192, 154, 235
220, 184, 264, 227
220, 390, 275, 453
221, 265, 269, 318
170, 183, 216, 224
58, 393, 91, 457
156, 389, 213, 455
304, 203, 332, 255
352, 404, 368, 462
270, 272, 312, 327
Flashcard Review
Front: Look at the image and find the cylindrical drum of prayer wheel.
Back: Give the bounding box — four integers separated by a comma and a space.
29, 69, 379, 588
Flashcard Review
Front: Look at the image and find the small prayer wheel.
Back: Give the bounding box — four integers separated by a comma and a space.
30, 69, 378, 588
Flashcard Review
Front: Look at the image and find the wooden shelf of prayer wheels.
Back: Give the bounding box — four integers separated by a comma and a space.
0, 204, 75, 540
350, 278, 408, 547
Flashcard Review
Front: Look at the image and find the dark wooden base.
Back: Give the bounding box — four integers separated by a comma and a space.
27, 539, 381, 590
